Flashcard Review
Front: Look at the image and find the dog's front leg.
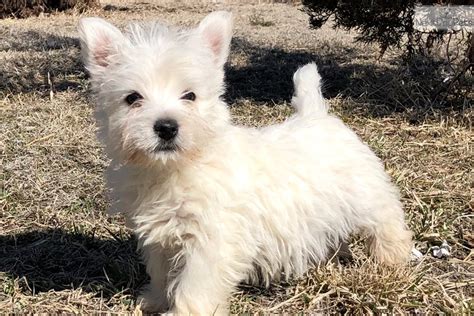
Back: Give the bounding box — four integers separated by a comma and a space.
170, 238, 252, 315
138, 244, 171, 312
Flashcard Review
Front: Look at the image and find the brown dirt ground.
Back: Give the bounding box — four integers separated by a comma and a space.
1, 0, 473, 314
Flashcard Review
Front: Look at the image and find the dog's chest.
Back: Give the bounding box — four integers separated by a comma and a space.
132, 170, 229, 246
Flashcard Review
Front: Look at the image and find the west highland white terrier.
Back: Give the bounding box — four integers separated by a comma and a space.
78, 11, 412, 314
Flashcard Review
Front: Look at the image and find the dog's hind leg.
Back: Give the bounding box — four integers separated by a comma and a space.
365, 205, 413, 265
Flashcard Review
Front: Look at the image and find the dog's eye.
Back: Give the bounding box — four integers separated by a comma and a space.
180, 91, 196, 101
125, 92, 143, 105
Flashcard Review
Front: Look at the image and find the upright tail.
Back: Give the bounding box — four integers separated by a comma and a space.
291, 63, 328, 117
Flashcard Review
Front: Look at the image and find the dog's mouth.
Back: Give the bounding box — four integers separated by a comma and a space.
153, 142, 179, 153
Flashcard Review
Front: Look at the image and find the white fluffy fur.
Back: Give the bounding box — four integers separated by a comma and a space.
78, 12, 412, 314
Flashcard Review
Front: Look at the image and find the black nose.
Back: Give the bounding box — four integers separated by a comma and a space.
153, 119, 179, 141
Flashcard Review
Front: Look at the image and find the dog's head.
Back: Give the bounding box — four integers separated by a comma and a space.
78, 12, 233, 165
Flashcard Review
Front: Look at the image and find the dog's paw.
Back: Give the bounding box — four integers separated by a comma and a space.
137, 289, 169, 313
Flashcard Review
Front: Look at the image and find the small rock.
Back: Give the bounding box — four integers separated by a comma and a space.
411, 247, 423, 260
432, 240, 451, 258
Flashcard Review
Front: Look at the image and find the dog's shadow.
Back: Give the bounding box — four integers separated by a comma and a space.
0, 228, 354, 308
0, 229, 147, 299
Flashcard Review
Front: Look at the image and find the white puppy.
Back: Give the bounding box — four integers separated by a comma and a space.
78, 11, 412, 314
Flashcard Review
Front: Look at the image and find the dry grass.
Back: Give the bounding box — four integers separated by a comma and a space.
1, 0, 473, 314
0, 0, 98, 18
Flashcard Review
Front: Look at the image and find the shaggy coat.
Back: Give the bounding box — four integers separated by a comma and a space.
78, 11, 412, 314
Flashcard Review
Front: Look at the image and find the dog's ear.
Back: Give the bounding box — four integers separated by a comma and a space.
78, 18, 125, 74
198, 11, 233, 68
